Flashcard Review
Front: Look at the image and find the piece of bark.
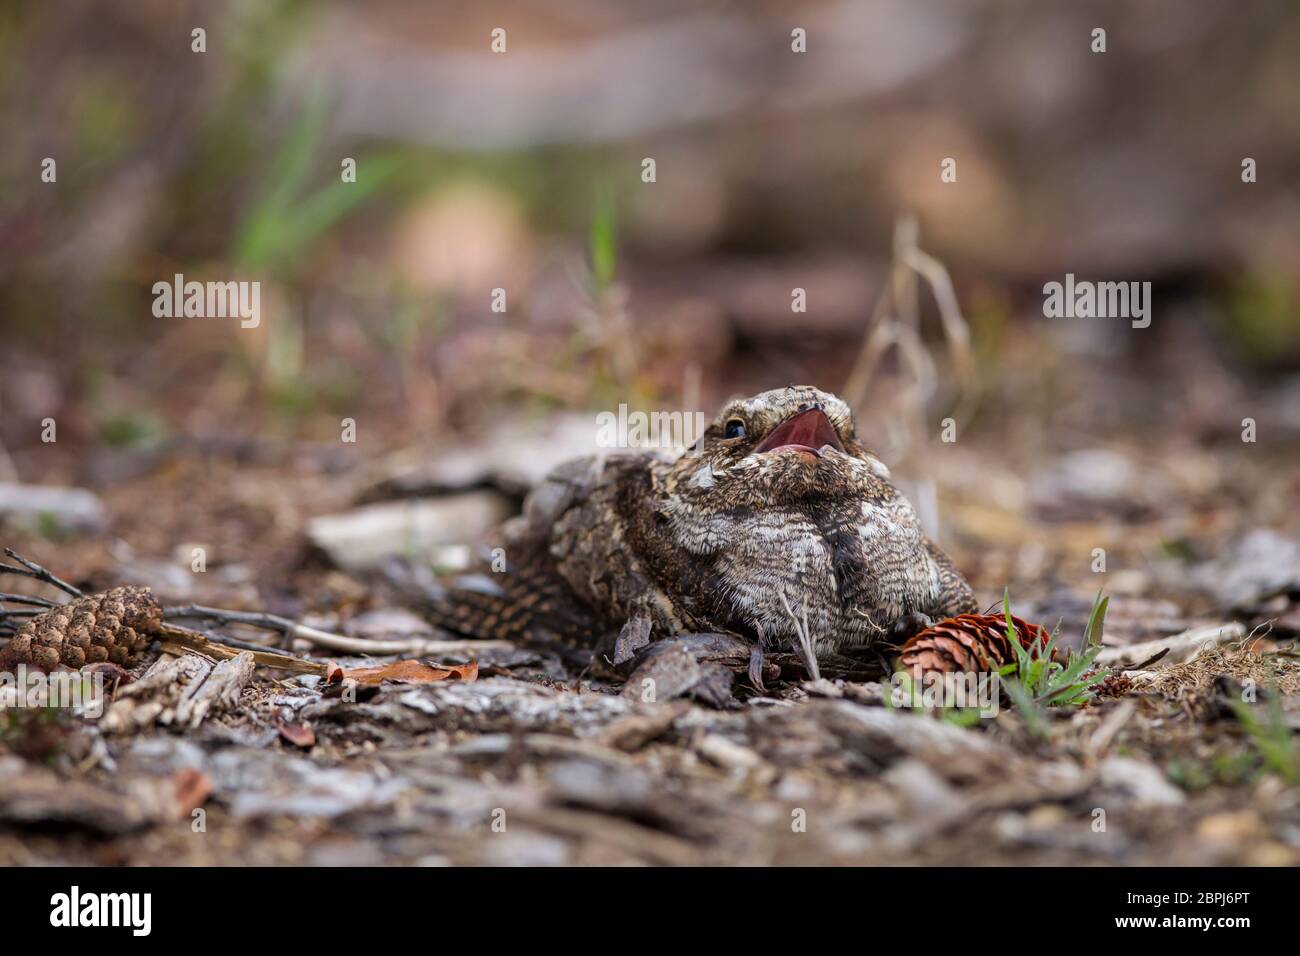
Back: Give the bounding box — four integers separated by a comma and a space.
0, 758, 199, 834
0, 773, 147, 834
172, 652, 254, 729
101, 654, 211, 734
1095, 622, 1247, 668
101, 651, 254, 732
507, 807, 701, 867
597, 702, 689, 752
613, 616, 653, 666
622, 641, 703, 703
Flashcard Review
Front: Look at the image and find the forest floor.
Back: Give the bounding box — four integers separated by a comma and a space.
2, 352, 1299, 867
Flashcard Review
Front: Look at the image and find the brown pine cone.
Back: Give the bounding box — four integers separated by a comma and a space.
897, 613, 1054, 678
0, 586, 162, 672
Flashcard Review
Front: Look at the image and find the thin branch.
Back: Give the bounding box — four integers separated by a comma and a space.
0, 592, 58, 608
164, 604, 512, 657
1, 549, 85, 598
165, 603, 307, 641
164, 622, 286, 656
839, 278, 895, 411
157, 624, 327, 677
903, 243, 977, 427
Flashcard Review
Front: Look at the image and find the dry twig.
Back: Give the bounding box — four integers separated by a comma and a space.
158, 624, 327, 677
164, 603, 511, 657
1, 548, 84, 598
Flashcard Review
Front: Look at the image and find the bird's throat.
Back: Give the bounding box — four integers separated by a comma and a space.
753, 408, 844, 457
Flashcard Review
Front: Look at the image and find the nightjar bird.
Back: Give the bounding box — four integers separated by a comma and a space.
428, 386, 976, 677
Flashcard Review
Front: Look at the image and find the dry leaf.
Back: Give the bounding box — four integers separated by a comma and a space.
333, 659, 478, 687
171, 768, 212, 817
274, 709, 317, 748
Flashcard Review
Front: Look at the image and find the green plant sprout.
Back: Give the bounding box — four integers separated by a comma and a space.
236, 91, 401, 275
999, 589, 1109, 738
589, 184, 618, 294
1229, 692, 1299, 784
884, 668, 985, 727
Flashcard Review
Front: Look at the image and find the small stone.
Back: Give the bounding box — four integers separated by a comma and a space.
306, 492, 512, 572
1098, 756, 1185, 807
1026, 804, 1068, 828
1244, 842, 1294, 866
697, 734, 761, 771
1196, 811, 1265, 843
0, 482, 106, 534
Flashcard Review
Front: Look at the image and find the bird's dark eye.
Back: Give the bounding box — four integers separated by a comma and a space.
724, 418, 747, 440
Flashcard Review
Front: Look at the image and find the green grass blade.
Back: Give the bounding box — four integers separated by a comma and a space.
589, 185, 618, 291
1083, 591, 1110, 648
1003, 677, 1046, 739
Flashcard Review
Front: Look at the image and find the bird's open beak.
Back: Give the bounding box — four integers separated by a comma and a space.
753, 408, 844, 457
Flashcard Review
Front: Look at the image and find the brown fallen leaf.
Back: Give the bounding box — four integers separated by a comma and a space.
82, 661, 135, 686
171, 768, 212, 817
332, 658, 479, 687
273, 709, 317, 748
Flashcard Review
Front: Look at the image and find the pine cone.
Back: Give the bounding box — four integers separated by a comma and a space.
0, 587, 162, 672
898, 613, 1053, 678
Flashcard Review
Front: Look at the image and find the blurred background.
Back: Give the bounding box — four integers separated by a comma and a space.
1, 0, 1298, 633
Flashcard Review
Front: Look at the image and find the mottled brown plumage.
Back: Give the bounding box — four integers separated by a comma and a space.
430, 386, 976, 669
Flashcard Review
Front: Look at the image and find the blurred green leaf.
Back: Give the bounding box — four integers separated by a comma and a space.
1222, 273, 1300, 364
236, 93, 400, 272
589, 185, 618, 291
98, 410, 169, 451
1230, 693, 1299, 784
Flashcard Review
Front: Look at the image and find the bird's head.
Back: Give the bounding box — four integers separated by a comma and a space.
667, 386, 895, 508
